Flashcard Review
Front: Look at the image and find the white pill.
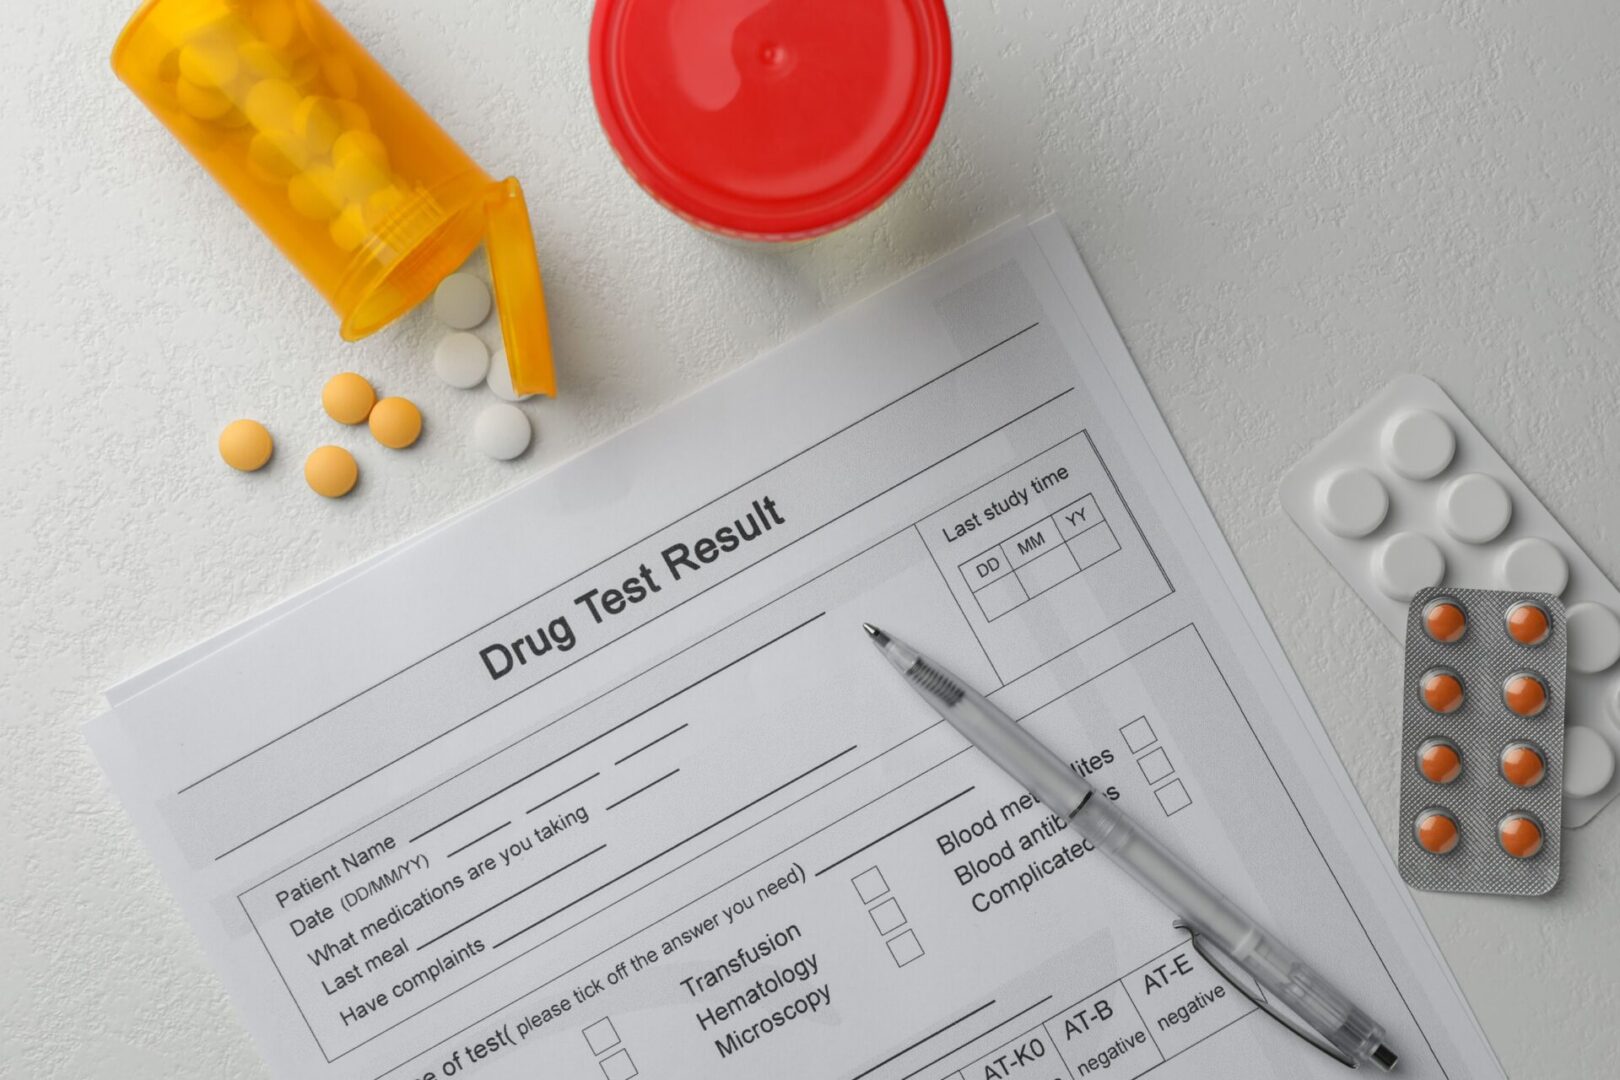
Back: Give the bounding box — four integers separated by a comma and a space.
486, 349, 532, 402
1314, 467, 1388, 538
1380, 408, 1455, 480
1495, 537, 1569, 595
1371, 531, 1444, 601
1564, 725, 1616, 799
433, 272, 492, 330
1568, 602, 1620, 674
1437, 472, 1511, 544
473, 402, 533, 461
433, 332, 490, 389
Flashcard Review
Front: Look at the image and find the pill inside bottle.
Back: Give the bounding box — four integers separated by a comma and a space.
1417, 739, 1462, 784
1502, 673, 1548, 718
1505, 602, 1551, 646
1414, 810, 1459, 854
1422, 599, 1467, 643
1421, 670, 1465, 714
1500, 743, 1546, 788
1498, 814, 1543, 858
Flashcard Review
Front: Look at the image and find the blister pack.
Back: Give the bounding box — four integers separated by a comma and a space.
1279, 375, 1620, 825
1398, 587, 1565, 895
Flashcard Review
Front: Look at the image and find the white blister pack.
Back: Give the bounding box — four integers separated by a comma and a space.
1281, 375, 1620, 826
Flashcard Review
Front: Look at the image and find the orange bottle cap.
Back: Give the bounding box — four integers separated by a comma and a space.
485, 178, 556, 398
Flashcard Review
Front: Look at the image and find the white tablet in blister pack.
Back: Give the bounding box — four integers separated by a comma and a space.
1280, 375, 1620, 826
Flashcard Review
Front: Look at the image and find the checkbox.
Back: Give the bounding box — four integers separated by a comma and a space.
887, 930, 924, 968
1120, 716, 1157, 753
869, 898, 906, 935
1155, 779, 1192, 817
852, 866, 889, 904
583, 1018, 620, 1056
600, 1050, 638, 1080
1137, 748, 1173, 784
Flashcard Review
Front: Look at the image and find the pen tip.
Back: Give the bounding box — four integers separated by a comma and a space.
862, 623, 889, 646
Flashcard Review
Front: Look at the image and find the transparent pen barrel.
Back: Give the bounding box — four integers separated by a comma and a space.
1072, 794, 1387, 1065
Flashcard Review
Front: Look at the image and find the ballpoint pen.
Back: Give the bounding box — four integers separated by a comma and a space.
863, 623, 1400, 1072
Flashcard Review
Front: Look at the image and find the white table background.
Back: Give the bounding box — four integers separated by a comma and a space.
4, 1, 1618, 1076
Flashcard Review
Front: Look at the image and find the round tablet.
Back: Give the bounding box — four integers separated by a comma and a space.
433, 332, 491, 389
1502, 673, 1547, 717
473, 402, 533, 461
1567, 602, 1620, 674
369, 397, 422, 449
1414, 810, 1459, 854
1496, 537, 1568, 595
1564, 726, 1616, 798
1313, 467, 1389, 538
432, 272, 491, 330
305, 445, 358, 498
1421, 669, 1465, 714
1437, 473, 1512, 544
1422, 598, 1467, 643
1497, 814, 1543, 859
218, 419, 274, 472
1381, 408, 1455, 480
1499, 742, 1546, 788
1371, 532, 1445, 601
1505, 602, 1551, 647
322, 372, 376, 425
1417, 739, 1462, 784
486, 349, 533, 402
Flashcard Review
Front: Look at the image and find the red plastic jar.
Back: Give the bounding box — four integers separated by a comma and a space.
590, 0, 952, 242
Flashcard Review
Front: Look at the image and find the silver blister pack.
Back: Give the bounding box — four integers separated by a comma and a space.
1397, 586, 1566, 895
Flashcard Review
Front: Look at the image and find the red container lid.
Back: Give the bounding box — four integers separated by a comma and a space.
591, 0, 952, 241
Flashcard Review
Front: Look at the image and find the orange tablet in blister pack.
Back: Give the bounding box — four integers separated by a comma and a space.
1397, 587, 1566, 896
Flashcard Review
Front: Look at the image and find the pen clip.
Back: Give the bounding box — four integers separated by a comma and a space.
1173, 920, 1357, 1070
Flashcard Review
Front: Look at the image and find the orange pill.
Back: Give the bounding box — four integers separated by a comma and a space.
322, 372, 377, 425
1421, 670, 1465, 714
1502, 673, 1547, 717
1498, 814, 1543, 858
1423, 600, 1467, 643
369, 396, 422, 449
1505, 602, 1550, 646
218, 418, 273, 472
1415, 810, 1459, 854
1500, 743, 1546, 788
1417, 740, 1462, 784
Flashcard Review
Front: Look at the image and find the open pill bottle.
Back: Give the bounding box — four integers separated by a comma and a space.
112, 0, 556, 395
590, 0, 952, 242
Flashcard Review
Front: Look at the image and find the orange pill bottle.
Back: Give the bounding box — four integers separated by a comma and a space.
112, 0, 556, 395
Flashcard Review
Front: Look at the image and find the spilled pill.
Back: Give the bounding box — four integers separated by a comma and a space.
1500, 743, 1546, 788
369, 396, 422, 449
1421, 670, 1465, 714
1422, 599, 1467, 643
1497, 814, 1543, 859
1502, 673, 1547, 718
1417, 739, 1462, 784
433, 332, 491, 389
486, 348, 532, 402
433, 272, 491, 330
305, 445, 358, 498
323, 371, 376, 425
1505, 602, 1551, 647
1414, 810, 1459, 854
219, 419, 274, 472
473, 402, 533, 461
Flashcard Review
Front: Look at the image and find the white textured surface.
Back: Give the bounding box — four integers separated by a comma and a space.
3, 1, 1618, 1077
